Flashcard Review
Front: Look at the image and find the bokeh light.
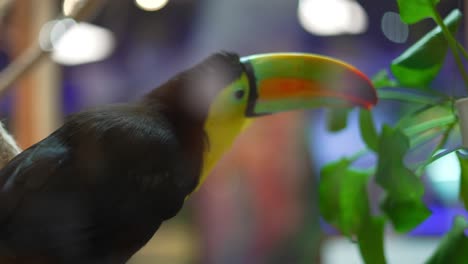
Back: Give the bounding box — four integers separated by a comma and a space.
298, 0, 368, 36
135, 0, 169, 11
39, 18, 77, 51
381, 11, 409, 43
62, 0, 82, 16
41, 21, 116, 66
426, 150, 461, 205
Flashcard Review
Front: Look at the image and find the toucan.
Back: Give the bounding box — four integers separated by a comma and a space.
0, 52, 376, 263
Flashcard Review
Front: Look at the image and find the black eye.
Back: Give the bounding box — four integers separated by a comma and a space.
234, 90, 245, 100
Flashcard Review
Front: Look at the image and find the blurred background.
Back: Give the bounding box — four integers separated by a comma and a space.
0, 0, 466, 263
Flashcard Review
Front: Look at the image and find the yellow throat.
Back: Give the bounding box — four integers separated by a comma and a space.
195, 74, 252, 191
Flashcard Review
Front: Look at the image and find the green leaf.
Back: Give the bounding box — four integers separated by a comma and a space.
375, 125, 431, 232
397, 103, 455, 148
391, 10, 462, 88
426, 216, 468, 264
396, 0, 439, 24
326, 108, 350, 132
398, 103, 453, 129
376, 126, 418, 193
319, 159, 370, 236
358, 217, 387, 264
381, 195, 431, 232
339, 169, 371, 235
372, 69, 398, 89
403, 115, 455, 137
456, 151, 468, 209
320, 159, 349, 226
359, 110, 378, 152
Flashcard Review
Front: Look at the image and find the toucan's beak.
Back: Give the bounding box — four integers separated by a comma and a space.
240, 53, 377, 117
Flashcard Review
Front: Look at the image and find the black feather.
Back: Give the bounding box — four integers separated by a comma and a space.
0, 52, 244, 263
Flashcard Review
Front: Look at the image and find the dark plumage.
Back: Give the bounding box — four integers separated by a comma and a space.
0, 52, 243, 263
0, 49, 378, 263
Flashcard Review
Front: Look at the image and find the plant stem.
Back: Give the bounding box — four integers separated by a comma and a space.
349, 149, 371, 163
416, 146, 462, 175
396, 103, 447, 130
457, 42, 468, 61
431, 5, 468, 92
404, 115, 456, 137
377, 89, 444, 105
414, 123, 456, 175
430, 122, 455, 157
409, 128, 445, 149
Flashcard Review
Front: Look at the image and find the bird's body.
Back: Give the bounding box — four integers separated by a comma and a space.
0, 52, 376, 263
0, 53, 226, 262
0, 104, 202, 263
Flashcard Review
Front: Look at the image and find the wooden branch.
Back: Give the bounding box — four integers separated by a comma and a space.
0, 0, 108, 98
0, 0, 107, 168
0, 0, 13, 23
0, 121, 20, 167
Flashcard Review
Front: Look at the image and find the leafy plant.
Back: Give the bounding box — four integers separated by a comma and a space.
319, 1, 468, 263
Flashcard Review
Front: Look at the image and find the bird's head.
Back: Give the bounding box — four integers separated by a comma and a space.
150, 52, 377, 191
201, 52, 378, 122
